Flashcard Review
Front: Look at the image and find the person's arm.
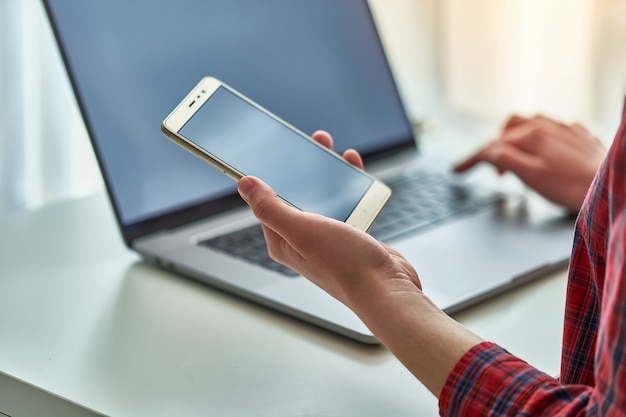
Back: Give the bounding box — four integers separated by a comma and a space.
454, 115, 606, 213
236, 174, 483, 396
237, 129, 624, 415
237, 175, 615, 416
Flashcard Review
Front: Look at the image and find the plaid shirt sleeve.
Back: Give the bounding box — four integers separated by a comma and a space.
439, 98, 626, 417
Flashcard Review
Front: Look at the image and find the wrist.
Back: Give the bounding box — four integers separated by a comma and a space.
353, 281, 483, 397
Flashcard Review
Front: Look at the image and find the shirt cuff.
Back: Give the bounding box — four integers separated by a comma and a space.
438, 341, 558, 416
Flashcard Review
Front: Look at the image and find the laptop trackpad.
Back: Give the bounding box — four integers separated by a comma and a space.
388, 199, 574, 310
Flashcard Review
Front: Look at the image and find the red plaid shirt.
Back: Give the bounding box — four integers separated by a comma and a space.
439, 98, 626, 416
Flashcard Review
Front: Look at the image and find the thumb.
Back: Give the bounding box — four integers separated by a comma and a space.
237, 176, 299, 230
237, 175, 261, 204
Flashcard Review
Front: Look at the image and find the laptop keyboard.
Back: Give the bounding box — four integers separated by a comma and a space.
198, 169, 501, 277
369, 169, 500, 241
198, 223, 300, 277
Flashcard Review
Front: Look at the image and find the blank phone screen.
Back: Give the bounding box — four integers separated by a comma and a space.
179, 86, 374, 221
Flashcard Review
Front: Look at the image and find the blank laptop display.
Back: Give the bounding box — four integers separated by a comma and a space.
43, 0, 574, 343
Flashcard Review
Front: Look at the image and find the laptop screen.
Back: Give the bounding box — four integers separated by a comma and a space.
43, 0, 415, 243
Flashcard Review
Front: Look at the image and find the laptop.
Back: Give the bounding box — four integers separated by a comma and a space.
43, 0, 574, 344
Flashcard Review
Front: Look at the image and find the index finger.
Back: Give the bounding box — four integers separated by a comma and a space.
311, 130, 333, 149
453, 144, 491, 172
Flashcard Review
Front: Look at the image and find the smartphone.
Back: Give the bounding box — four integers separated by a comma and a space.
161, 77, 391, 231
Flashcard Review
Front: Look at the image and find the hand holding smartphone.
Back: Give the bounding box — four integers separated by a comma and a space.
161, 77, 391, 231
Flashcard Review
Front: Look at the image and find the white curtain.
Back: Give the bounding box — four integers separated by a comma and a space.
438, 0, 626, 129
371, 0, 626, 142
0, 0, 101, 215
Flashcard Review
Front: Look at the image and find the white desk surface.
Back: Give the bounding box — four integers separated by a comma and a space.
0, 192, 567, 416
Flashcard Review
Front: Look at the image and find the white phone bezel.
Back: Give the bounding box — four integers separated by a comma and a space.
161, 76, 391, 231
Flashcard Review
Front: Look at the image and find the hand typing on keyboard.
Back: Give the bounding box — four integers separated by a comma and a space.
453, 115, 606, 214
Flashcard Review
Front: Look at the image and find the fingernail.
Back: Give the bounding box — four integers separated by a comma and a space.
237, 177, 254, 200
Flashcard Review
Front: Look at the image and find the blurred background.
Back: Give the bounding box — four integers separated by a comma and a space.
1, 0, 625, 215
